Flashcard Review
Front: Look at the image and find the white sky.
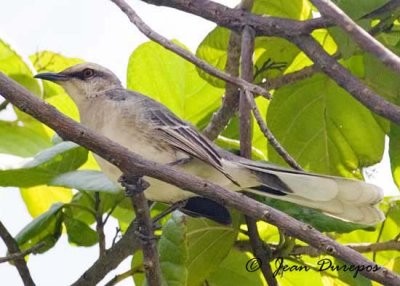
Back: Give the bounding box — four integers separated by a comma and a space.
0, 0, 398, 285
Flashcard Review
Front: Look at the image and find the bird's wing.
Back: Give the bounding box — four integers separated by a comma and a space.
148, 107, 225, 171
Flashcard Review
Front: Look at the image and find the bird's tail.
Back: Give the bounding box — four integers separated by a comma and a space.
224, 160, 384, 225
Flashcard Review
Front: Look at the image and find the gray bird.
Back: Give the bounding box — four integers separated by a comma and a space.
35, 63, 384, 225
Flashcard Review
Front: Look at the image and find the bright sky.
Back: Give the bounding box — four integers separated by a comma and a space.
0, 0, 398, 285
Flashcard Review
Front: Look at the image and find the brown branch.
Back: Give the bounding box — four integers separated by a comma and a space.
94, 192, 106, 258
1, 74, 400, 285
71, 219, 141, 286
111, 0, 271, 99
122, 176, 162, 286
0, 242, 45, 264
202, 32, 241, 140
311, 0, 400, 74
141, 0, 329, 36
104, 268, 139, 286
0, 221, 36, 286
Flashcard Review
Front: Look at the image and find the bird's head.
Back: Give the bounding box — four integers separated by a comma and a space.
34, 62, 122, 105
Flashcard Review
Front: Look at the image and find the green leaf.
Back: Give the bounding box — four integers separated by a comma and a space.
0, 120, 51, 157
332, 0, 390, 19
252, 0, 312, 19
29, 50, 83, 99
51, 170, 121, 193
127, 40, 224, 125
186, 214, 239, 285
159, 213, 188, 286
64, 216, 98, 247
389, 124, 400, 189
0, 39, 40, 96
21, 185, 72, 218
195, 27, 231, 88
0, 141, 88, 187
335, 258, 372, 286
267, 74, 385, 177
132, 250, 145, 286
15, 203, 64, 253
207, 249, 265, 286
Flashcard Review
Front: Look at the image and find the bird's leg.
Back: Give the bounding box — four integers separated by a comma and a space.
118, 174, 150, 196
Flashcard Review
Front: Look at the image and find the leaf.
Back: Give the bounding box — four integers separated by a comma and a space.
385, 257, 400, 274
29, 50, 83, 99
252, 0, 312, 19
267, 73, 385, 177
0, 141, 88, 187
389, 124, 400, 189
207, 249, 265, 286
14, 203, 64, 253
51, 170, 121, 193
0, 120, 51, 157
159, 213, 188, 286
20, 185, 72, 218
127, 40, 224, 125
64, 216, 98, 247
186, 213, 239, 285
0, 39, 40, 95
332, 0, 390, 19
335, 258, 372, 286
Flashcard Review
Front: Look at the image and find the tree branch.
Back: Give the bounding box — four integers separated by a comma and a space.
261, 65, 319, 90
311, 0, 400, 74
0, 221, 36, 286
0, 242, 45, 264
71, 219, 141, 286
110, 0, 271, 99
94, 192, 106, 258
122, 175, 162, 286
202, 32, 241, 140
1, 72, 399, 285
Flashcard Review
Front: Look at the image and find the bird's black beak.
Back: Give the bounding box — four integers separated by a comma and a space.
34, 72, 69, 82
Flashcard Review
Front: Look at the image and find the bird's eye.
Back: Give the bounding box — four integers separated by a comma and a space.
82, 68, 95, 79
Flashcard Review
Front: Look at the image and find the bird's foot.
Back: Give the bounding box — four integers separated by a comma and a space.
132, 220, 159, 243
118, 175, 150, 196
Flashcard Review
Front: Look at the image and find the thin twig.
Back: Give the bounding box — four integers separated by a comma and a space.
0, 221, 36, 286
104, 267, 140, 286
1, 73, 400, 285
0, 242, 46, 264
261, 65, 319, 90
94, 192, 106, 258
111, 0, 271, 98
122, 176, 162, 286
244, 90, 303, 170
311, 0, 400, 74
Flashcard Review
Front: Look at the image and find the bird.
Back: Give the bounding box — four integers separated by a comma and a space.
34, 62, 385, 225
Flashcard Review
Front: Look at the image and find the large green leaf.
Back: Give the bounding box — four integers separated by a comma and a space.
0, 141, 88, 187
127, 40, 224, 125
267, 73, 385, 177
0, 39, 40, 95
0, 120, 51, 157
389, 124, 400, 189
186, 214, 238, 285
51, 170, 121, 193
332, 0, 390, 19
252, 0, 311, 19
207, 249, 265, 286
14, 203, 64, 253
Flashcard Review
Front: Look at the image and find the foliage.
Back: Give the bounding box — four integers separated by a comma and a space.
1, 0, 400, 285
